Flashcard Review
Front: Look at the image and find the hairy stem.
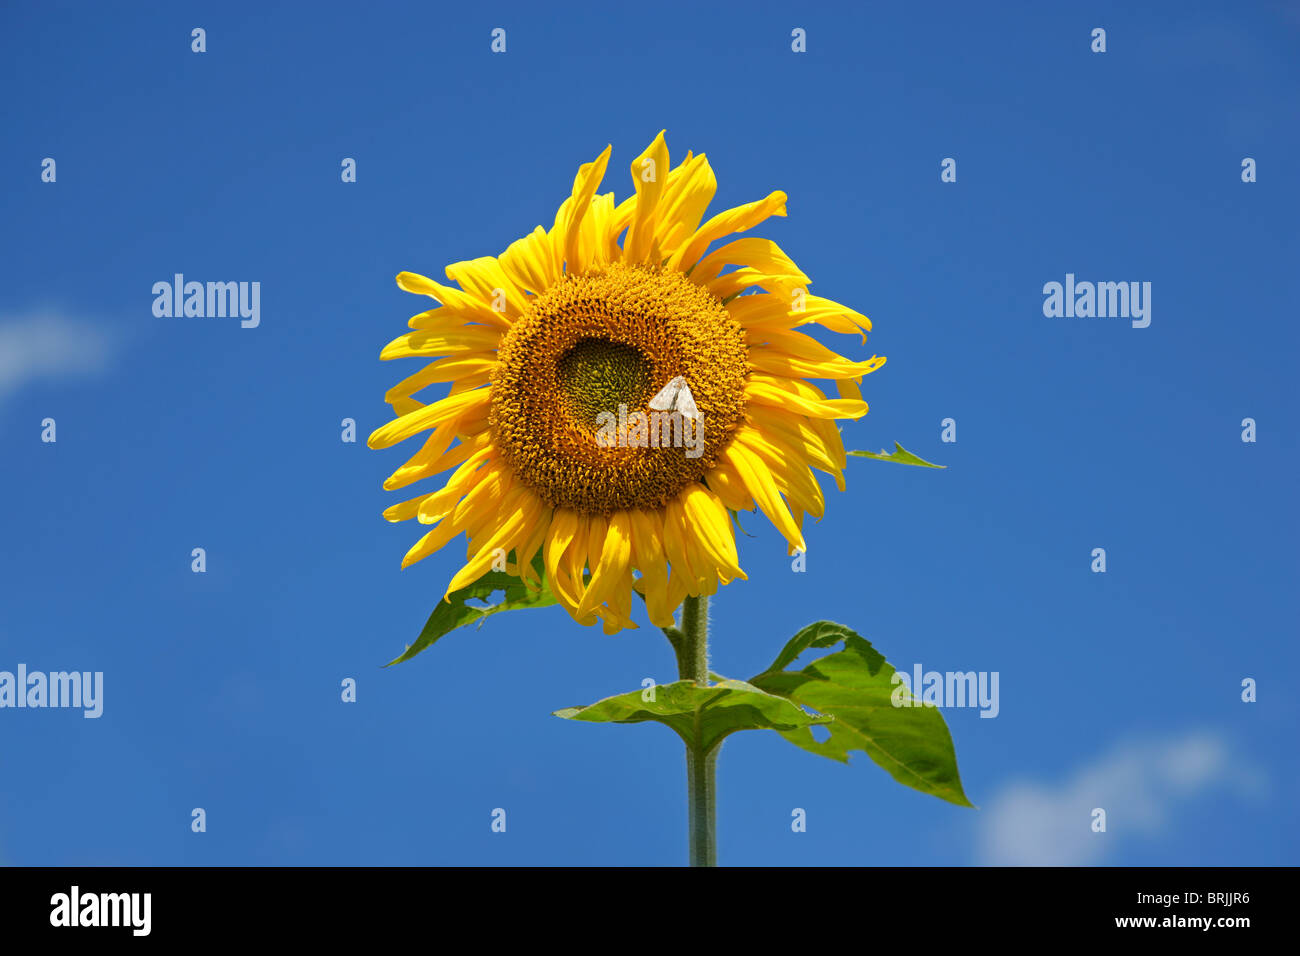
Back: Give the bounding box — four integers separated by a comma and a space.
676, 594, 716, 867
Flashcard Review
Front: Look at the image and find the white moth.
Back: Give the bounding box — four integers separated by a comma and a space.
648, 375, 699, 420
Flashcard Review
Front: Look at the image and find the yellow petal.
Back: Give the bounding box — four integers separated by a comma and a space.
705, 266, 806, 303
367, 388, 492, 449
401, 512, 467, 569
654, 153, 717, 259
730, 292, 873, 342
514, 509, 552, 590
691, 238, 809, 287
384, 357, 498, 413
660, 496, 701, 591
444, 487, 543, 595
744, 380, 868, 420
383, 491, 433, 523
385, 429, 493, 492
629, 509, 674, 627
444, 257, 527, 323
563, 145, 613, 273
723, 443, 806, 553
578, 193, 618, 271
668, 190, 787, 273
544, 509, 583, 613
577, 511, 632, 618
623, 131, 670, 264
567, 514, 597, 613
382, 417, 462, 491
680, 484, 745, 582
380, 327, 502, 361
703, 458, 754, 512
396, 271, 509, 329
747, 348, 884, 381
412, 446, 496, 523
500, 226, 557, 296
744, 403, 846, 480
444, 462, 514, 534
748, 328, 861, 364
736, 430, 824, 520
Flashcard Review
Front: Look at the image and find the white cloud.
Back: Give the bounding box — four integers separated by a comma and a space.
0, 310, 116, 403
977, 731, 1265, 866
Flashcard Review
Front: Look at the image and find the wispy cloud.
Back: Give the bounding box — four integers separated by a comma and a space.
977, 731, 1265, 866
0, 309, 116, 404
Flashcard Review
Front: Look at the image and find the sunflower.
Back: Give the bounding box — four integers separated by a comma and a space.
369, 131, 885, 634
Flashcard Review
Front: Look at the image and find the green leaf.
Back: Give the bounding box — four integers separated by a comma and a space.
555, 678, 830, 752
385, 553, 558, 666
848, 442, 945, 468
750, 621, 974, 807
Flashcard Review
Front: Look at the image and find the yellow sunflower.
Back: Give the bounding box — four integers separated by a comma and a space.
369, 131, 885, 634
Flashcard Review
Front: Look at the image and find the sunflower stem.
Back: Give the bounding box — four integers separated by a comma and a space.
676, 593, 717, 867
678, 595, 709, 685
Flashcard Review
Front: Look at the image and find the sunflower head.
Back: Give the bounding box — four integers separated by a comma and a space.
369, 132, 885, 634
491, 261, 749, 515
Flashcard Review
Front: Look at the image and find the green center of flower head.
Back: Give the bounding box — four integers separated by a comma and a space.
556, 338, 653, 430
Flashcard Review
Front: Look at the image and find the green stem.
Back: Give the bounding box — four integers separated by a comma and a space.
676, 594, 716, 867
685, 743, 717, 867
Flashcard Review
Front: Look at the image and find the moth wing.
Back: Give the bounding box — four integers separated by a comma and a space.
648, 375, 685, 412
674, 380, 699, 420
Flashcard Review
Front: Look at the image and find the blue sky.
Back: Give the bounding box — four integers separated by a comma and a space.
1, 0, 1296, 866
